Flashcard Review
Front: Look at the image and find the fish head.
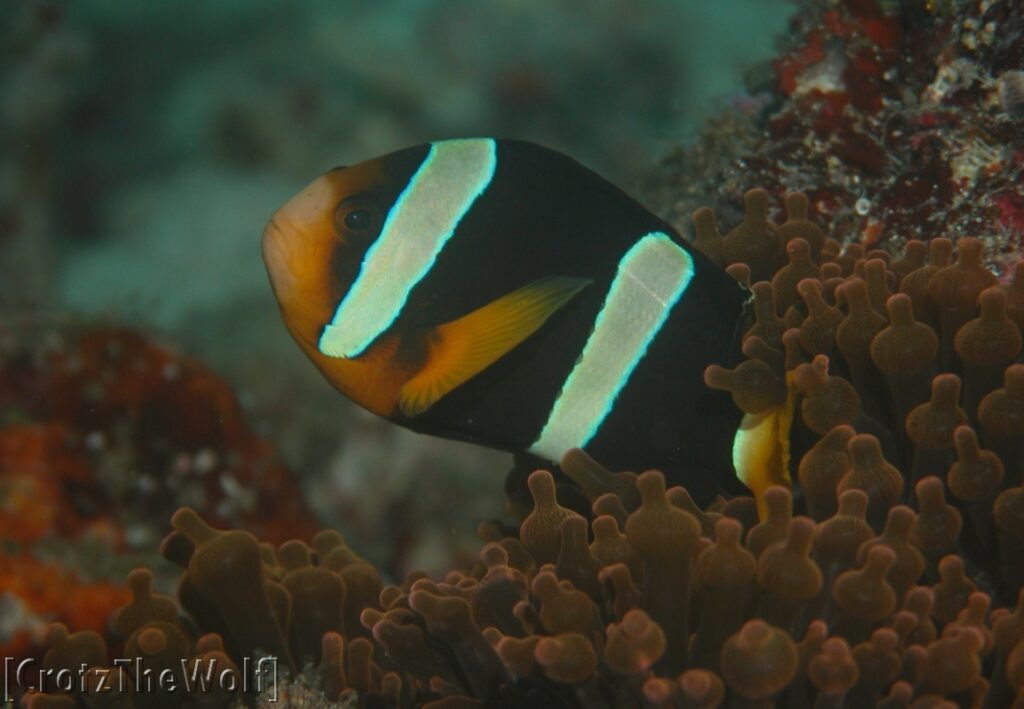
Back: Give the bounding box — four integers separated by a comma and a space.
261, 147, 426, 347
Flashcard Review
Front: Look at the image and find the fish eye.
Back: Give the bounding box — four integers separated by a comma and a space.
334, 198, 379, 237
344, 208, 372, 231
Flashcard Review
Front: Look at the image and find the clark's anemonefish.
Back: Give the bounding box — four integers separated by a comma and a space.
262, 138, 790, 504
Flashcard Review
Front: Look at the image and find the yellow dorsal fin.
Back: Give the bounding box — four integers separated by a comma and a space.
733, 372, 797, 519
398, 275, 591, 416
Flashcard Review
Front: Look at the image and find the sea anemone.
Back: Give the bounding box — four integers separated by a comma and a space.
15, 196, 1024, 704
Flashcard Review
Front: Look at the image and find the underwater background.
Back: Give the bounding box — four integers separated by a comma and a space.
4, 0, 1024, 707
1, 0, 792, 573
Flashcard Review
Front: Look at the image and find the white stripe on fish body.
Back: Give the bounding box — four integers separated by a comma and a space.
318, 138, 498, 359
529, 232, 695, 460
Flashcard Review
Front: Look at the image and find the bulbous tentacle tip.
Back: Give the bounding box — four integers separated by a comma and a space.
738, 188, 769, 219
783, 515, 817, 554
726, 262, 752, 287
784, 192, 809, 220
170, 506, 216, 545
714, 516, 743, 547
703, 364, 731, 390
824, 424, 857, 450
526, 469, 558, 507
126, 567, 153, 598
678, 668, 725, 706
863, 544, 897, 578
1007, 364, 1024, 394
278, 539, 313, 570
978, 284, 1008, 315
837, 487, 870, 517
787, 238, 812, 262
930, 237, 954, 266
931, 373, 962, 406
42, 622, 70, 646
721, 619, 798, 701
136, 626, 167, 656
885, 292, 914, 323
782, 327, 808, 371
692, 206, 726, 266
706, 359, 788, 414
892, 239, 928, 282
958, 236, 984, 264
809, 637, 858, 695
796, 275, 822, 300
534, 633, 598, 684
480, 542, 509, 569
847, 434, 884, 469
604, 609, 667, 675
795, 352, 830, 390
692, 206, 719, 233
882, 505, 917, 537
994, 486, 1024, 536
635, 469, 667, 504
752, 280, 776, 305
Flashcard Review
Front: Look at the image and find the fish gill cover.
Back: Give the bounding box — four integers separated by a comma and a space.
2, 0, 1024, 707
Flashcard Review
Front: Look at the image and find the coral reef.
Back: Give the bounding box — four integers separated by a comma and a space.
0, 556, 131, 662
0, 325, 315, 546
648, 0, 1024, 275
0, 324, 316, 665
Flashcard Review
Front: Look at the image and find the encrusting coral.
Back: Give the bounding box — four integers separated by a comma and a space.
0, 326, 315, 546
18, 180, 1024, 707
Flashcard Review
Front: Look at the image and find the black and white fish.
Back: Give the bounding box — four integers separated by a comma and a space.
262, 138, 784, 503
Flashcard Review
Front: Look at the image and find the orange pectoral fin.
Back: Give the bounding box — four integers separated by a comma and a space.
732, 374, 797, 519
397, 275, 591, 417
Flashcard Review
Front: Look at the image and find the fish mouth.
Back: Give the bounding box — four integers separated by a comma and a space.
262, 215, 285, 246
261, 216, 296, 292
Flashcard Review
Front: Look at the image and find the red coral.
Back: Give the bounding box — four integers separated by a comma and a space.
0, 424, 107, 544
0, 555, 130, 659
775, 32, 826, 96
0, 327, 316, 545
995, 190, 1024, 236
656, 0, 1021, 255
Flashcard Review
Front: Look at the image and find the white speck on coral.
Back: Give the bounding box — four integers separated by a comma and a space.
793, 46, 846, 97
124, 524, 152, 548
194, 448, 218, 475
84, 430, 106, 451
923, 58, 980, 105
219, 473, 256, 513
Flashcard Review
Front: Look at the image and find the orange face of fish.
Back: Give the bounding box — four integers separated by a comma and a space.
262, 161, 391, 343
262, 159, 419, 416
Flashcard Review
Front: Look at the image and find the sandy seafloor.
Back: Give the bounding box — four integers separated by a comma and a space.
1, 0, 792, 574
